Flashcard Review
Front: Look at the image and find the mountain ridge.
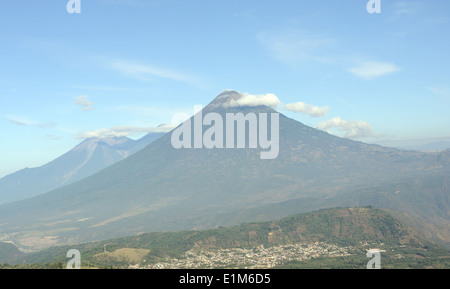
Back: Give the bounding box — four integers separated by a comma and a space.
0, 90, 448, 251
3, 207, 449, 269
0, 133, 164, 205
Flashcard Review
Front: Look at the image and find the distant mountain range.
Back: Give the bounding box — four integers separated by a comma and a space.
0, 133, 164, 205
402, 141, 450, 152
0, 90, 448, 252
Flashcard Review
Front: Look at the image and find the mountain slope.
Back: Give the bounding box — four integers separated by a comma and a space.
0, 242, 24, 265
0, 91, 448, 250
218, 171, 450, 247
11, 207, 449, 269
0, 133, 164, 205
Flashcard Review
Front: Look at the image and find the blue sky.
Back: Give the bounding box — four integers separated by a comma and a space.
1, 0, 449, 177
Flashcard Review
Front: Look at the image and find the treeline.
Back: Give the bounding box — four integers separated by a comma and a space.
0, 262, 65, 269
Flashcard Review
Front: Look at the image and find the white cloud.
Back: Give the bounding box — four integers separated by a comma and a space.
348, 61, 400, 80
110, 60, 203, 87
317, 117, 374, 139
74, 95, 94, 111
4, 116, 55, 128
76, 124, 174, 139
224, 92, 281, 108
284, 102, 330, 117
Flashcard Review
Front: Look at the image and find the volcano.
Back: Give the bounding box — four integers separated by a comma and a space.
0, 90, 448, 249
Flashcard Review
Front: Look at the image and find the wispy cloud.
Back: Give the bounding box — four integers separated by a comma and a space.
110, 60, 204, 87
428, 87, 450, 102
112, 105, 158, 116
76, 124, 174, 139
70, 85, 133, 92
317, 117, 375, 139
348, 61, 400, 80
284, 102, 330, 117
45, 134, 62, 141
394, 1, 419, 16
4, 116, 55, 128
257, 29, 334, 64
74, 95, 94, 111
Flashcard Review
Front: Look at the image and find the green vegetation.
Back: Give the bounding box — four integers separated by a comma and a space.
3, 207, 448, 269
0, 263, 65, 269
0, 242, 24, 265
275, 246, 450, 269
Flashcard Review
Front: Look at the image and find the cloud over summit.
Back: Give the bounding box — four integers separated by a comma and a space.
284, 102, 330, 117
224, 92, 281, 108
